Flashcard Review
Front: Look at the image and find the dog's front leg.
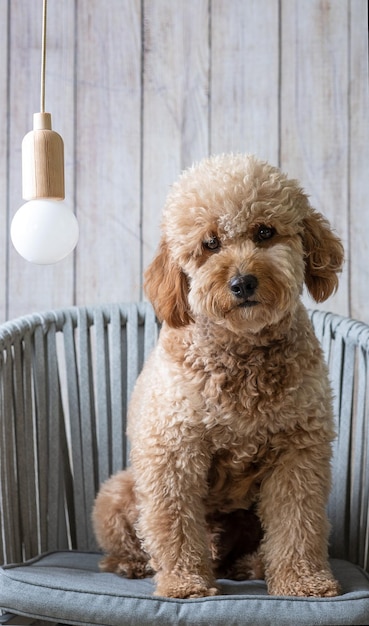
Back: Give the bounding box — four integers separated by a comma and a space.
131, 443, 218, 598
258, 446, 340, 597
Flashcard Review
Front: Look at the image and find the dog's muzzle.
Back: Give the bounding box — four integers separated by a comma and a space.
229, 274, 258, 306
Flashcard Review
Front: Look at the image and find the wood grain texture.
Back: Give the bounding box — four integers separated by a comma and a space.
348, 0, 369, 322
211, 0, 280, 163
142, 0, 209, 270
75, 0, 142, 305
280, 0, 349, 316
2, 0, 369, 324
7, 0, 76, 320
0, 1, 8, 321
22, 116, 65, 200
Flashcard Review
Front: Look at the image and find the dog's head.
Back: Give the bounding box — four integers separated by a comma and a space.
145, 154, 344, 333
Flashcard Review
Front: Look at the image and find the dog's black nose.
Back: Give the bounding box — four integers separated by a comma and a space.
229, 274, 258, 300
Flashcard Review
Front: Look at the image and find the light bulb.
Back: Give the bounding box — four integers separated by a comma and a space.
11, 199, 79, 264
12, 112, 79, 264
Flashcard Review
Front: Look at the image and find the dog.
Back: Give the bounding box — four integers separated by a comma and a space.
93, 153, 344, 599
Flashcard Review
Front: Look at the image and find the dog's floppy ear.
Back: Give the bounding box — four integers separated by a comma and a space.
144, 239, 193, 327
302, 208, 344, 302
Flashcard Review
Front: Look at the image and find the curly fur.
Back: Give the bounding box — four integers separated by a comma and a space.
93, 153, 344, 599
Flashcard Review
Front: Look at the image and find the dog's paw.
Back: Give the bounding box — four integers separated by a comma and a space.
99, 554, 154, 579
268, 570, 341, 597
155, 572, 219, 598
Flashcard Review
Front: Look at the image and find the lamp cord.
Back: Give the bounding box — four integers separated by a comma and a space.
40, 0, 47, 113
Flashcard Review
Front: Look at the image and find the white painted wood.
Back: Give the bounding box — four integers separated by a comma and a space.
211, 0, 280, 164
348, 0, 369, 324
280, 0, 349, 316
7, 0, 76, 320
0, 1, 8, 322
74, 0, 142, 305
142, 0, 209, 270
2, 0, 369, 324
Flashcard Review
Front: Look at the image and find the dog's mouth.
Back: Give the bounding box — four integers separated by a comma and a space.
238, 300, 259, 308
224, 299, 260, 317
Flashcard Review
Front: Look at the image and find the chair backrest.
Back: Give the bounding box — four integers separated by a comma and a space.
0, 303, 159, 563
309, 310, 369, 572
0, 305, 368, 572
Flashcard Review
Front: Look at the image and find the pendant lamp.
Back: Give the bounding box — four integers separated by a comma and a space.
11, 0, 79, 264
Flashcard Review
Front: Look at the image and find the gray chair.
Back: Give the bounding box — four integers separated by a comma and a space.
0, 302, 368, 626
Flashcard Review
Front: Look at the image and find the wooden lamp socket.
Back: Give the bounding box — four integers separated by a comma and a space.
22, 112, 65, 201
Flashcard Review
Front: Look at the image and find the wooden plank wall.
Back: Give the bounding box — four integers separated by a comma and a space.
1, 0, 368, 324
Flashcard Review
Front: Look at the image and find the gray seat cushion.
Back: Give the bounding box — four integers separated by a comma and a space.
1, 551, 369, 625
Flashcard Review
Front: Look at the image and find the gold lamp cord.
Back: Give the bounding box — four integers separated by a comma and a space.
40, 0, 47, 113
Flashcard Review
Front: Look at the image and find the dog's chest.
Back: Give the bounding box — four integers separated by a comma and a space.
185, 341, 300, 430
206, 445, 275, 512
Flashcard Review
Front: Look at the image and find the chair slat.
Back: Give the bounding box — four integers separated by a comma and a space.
62, 310, 83, 549
46, 322, 69, 551
77, 308, 98, 550
94, 307, 112, 485
350, 344, 368, 565
0, 343, 22, 563
33, 325, 50, 554
110, 303, 127, 475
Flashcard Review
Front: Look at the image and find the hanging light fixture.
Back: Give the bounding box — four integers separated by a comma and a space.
11, 0, 79, 265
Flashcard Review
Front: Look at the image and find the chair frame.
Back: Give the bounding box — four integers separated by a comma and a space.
0, 303, 368, 623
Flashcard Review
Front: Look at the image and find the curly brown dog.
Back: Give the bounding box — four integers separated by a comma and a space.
93, 153, 344, 599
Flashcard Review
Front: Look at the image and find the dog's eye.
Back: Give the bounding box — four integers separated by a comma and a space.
257, 225, 275, 241
204, 236, 220, 251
